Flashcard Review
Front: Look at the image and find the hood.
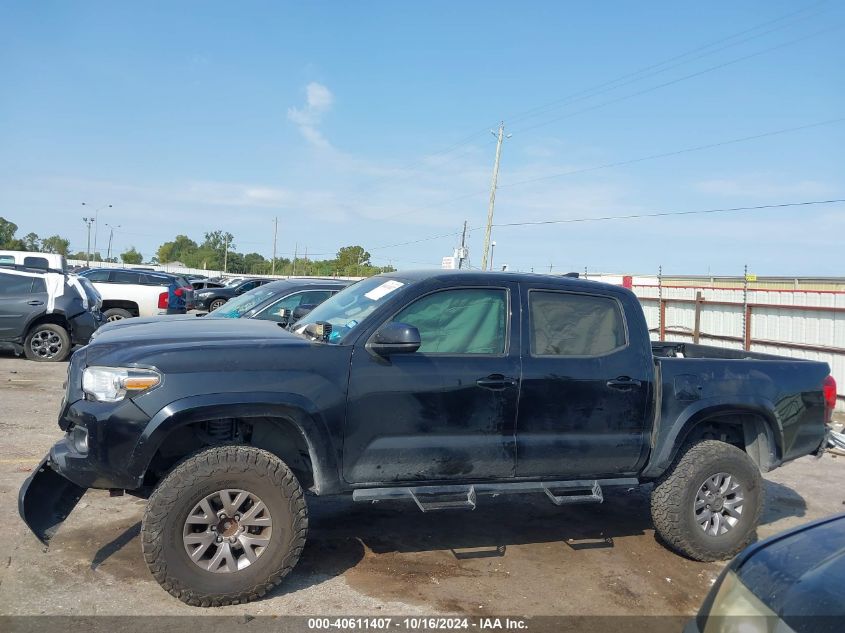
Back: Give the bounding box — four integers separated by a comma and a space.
93, 314, 200, 336
735, 513, 845, 620
84, 316, 310, 366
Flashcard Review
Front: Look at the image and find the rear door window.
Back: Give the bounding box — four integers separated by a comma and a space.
0, 273, 35, 295
529, 291, 626, 357
112, 271, 141, 284
85, 269, 110, 282
31, 277, 47, 293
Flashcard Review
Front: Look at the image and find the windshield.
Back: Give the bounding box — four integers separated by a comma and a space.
207, 284, 281, 319
292, 276, 409, 344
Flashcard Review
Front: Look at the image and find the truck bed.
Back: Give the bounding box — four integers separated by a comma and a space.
645, 340, 830, 478
652, 341, 798, 361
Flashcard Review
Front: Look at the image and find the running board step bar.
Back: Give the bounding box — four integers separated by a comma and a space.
352, 478, 638, 511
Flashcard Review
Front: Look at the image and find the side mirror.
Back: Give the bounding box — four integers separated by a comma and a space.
291, 304, 316, 322
367, 322, 421, 356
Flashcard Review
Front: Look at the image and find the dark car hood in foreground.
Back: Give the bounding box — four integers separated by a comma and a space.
735, 513, 845, 621
84, 317, 310, 366
94, 314, 200, 336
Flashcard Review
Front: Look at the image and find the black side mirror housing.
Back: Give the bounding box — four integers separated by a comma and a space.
291, 304, 316, 322
367, 322, 421, 356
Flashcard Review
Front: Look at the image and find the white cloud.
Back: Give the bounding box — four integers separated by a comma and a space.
287, 81, 334, 148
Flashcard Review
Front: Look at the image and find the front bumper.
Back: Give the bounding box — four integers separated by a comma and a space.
18, 429, 145, 544
194, 295, 215, 310
18, 456, 86, 544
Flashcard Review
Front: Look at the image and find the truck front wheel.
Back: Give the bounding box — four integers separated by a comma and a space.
141, 446, 307, 606
651, 440, 763, 562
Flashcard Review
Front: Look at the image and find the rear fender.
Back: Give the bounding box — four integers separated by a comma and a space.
641, 396, 781, 479
128, 392, 340, 494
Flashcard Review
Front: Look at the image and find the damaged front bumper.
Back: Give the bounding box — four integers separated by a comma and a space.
18, 429, 144, 544
18, 456, 86, 544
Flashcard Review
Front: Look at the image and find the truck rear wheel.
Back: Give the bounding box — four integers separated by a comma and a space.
651, 440, 762, 562
141, 446, 307, 606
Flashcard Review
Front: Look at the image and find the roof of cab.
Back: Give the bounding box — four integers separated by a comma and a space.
376, 269, 627, 295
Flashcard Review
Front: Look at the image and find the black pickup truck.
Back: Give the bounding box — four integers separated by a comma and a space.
19, 271, 835, 606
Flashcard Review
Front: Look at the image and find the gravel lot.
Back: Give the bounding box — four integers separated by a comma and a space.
1, 353, 843, 619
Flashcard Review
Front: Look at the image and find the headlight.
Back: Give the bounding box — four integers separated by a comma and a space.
82, 366, 161, 402
701, 570, 777, 633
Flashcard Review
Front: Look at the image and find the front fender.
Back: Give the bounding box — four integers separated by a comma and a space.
641, 395, 781, 479
127, 392, 341, 494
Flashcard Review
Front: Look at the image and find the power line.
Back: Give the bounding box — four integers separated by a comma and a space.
500, 117, 845, 189
373, 114, 843, 222
511, 24, 842, 135
505, 2, 828, 129
488, 199, 845, 229
343, 4, 829, 208
367, 198, 844, 251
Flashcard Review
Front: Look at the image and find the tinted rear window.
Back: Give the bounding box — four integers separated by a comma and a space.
529, 291, 626, 356
0, 273, 35, 295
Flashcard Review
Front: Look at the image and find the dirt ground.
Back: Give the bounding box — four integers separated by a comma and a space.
1, 353, 843, 619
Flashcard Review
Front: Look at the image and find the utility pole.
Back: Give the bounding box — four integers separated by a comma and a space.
106, 223, 120, 261
271, 217, 278, 275
458, 220, 468, 269
292, 243, 298, 277
81, 202, 112, 259
82, 217, 94, 267
223, 235, 229, 273
481, 121, 509, 271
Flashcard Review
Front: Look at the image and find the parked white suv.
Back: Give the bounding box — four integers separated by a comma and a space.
79, 268, 191, 321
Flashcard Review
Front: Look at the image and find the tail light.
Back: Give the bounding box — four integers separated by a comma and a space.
158, 291, 168, 309
823, 375, 837, 423
174, 287, 184, 297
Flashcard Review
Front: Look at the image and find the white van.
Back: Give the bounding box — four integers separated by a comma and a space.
0, 250, 66, 272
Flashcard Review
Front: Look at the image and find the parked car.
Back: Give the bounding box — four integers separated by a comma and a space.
91, 278, 351, 338
0, 250, 66, 272
19, 271, 834, 606
686, 512, 844, 633
79, 268, 193, 320
0, 263, 102, 361
193, 277, 273, 311
190, 280, 225, 291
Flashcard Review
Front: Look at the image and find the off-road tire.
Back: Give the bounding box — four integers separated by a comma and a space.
23, 323, 71, 362
141, 446, 307, 606
651, 440, 763, 562
103, 307, 133, 322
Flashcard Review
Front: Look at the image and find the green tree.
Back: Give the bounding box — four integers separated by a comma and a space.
157, 234, 198, 263
335, 245, 371, 275
23, 232, 41, 251
41, 235, 70, 255
202, 231, 235, 257
120, 247, 143, 264
0, 217, 19, 248
242, 252, 268, 273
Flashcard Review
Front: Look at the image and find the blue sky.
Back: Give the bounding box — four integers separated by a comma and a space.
1, 1, 843, 275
